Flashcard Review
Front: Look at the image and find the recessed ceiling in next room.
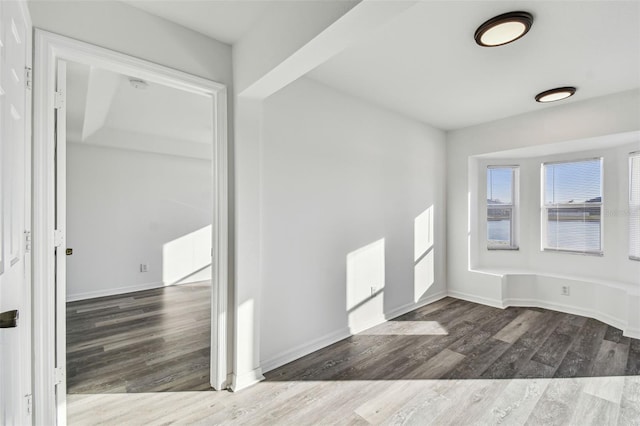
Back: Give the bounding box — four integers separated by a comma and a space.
306, 1, 640, 131
66, 61, 213, 159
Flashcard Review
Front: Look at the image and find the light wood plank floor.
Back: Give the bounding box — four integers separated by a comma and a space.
68, 295, 640, 425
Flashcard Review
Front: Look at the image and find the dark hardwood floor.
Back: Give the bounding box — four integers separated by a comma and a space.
266, 297, 639, 382
66, 281, 211, 394
67, 293, 640, 425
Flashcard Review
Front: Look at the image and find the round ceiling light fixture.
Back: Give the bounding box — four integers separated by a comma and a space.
474, 11, 534, 47
535, 86, 577, 103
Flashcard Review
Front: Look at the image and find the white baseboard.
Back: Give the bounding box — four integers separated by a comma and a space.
503, 297, 628, 335
66, 281, 165, 302
230, 368, 265, 392
261, 327, 351, 374
385, 291, 449, 320
447, 289, 504, 309
260, 290, 448, 374
625, 327, 640, 339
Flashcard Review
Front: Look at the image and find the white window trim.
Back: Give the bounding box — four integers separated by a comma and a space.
629, 151, 640, 261
541, 157, 604, 256
487, 165, 519, 250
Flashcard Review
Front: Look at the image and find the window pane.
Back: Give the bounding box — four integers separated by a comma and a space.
487, 168, 513, 204
488, 207, 512, 245
546, 207, 601, 252
631, 153, 640, 259
543, 159, 602, 253
544, 159, 601, 204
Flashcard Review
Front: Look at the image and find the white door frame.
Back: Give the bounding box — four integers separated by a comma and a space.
32, 30, 229, 424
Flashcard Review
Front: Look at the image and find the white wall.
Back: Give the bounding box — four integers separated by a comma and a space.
259, 77, 447, 371
66, 143, 212, 301
28, 0, 232, 85
447, 89, 640, 335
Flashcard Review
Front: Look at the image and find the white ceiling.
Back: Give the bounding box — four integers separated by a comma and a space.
66, 61, 213, 159
116, 1, 640, 131
306, 1, 640, 130
122, 0, 273, 44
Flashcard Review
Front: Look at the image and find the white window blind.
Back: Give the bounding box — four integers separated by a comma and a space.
630, 152, 640, 261
487, 166, 518, 249
542, 158, 602, 254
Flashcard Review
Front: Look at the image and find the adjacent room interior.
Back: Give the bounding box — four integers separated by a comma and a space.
63, 60, 214, 393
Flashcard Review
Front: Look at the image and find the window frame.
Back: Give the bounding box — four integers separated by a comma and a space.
629, 151, 640, 261
541, 157, 604, 256
486, 165, 519, 250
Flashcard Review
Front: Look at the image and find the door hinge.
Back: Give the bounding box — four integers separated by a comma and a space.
25, 67, 32, 90
54, 229, 64, 248
54, 367, 65, 385
24, 230, 31, 253
54, 90, 64, 110
25, 394, 32, 415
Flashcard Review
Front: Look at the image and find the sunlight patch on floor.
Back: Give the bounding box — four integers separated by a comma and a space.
361, 320, 448, 336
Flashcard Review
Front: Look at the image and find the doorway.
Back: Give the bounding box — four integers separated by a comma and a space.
63, 58, 215, 393
32, 30, 229, 424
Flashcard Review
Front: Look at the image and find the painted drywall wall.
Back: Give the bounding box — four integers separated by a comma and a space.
259, 77, 447, 371
27, 0, 231, 85
66, 143, 212, 301
447, 89, 640, 334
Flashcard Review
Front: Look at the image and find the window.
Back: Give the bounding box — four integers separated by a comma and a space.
542, 158, 602, 254
630, 152, 640, 261
487, 166, 518, 249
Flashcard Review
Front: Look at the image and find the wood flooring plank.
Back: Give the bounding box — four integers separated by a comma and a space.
625, 338, 640, 375
493, 309, 542, 344
475, 378, 550, 425
605, 325, 631, 345
525, 378, 584, 425
569, 392, 620, 426
618, 376, 640, 426
481, 339, 537, 379
443, 337, 511, 379
590, 339, 631, 377
530, 322, 580, 369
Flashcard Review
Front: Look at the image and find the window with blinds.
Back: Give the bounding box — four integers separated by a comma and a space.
487, 166, 518, 249
542, 158, 603, 254
630, 152, 640, 261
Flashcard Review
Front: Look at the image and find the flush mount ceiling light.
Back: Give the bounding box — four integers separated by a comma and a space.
474, 11, 534, 47
129, 78, 148, 90
535, 86, 577, 103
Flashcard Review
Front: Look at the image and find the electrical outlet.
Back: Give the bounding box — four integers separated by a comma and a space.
140, 264, 148, 273
561, 285, 570, 296
371, 286, 377, 296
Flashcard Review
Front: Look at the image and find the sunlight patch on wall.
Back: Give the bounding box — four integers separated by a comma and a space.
162, 224, 212, 285
414, 206, 434, 261
414, 206, 435, 302
346, 238, 385, 311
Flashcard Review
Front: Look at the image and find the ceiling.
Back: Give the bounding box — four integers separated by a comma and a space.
66, 61, 213, 159
117, 1, 640, 131
307, 1, 640, 130
122, 0, 273, 44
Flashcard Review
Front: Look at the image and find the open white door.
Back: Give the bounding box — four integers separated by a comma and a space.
54, 59, 68, 425
0, 0, 32, 424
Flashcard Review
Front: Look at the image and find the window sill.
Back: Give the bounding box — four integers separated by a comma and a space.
542, 248, 603, 257
487, 246, 519, 251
